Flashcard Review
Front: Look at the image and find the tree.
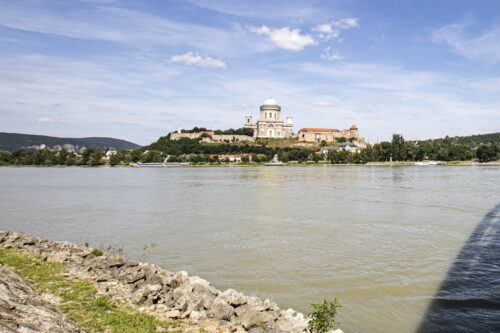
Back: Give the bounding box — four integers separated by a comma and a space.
391, 134, 406, 161
278, 153, 289, 162
320, 140, 327, 147
89, 150, 104, 166
308, 299, 341, 333
109, 153, 121, 166
476, 145, 499, 162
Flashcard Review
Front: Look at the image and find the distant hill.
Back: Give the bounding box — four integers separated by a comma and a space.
0, 132, 141, 153
433, 132, 500, 146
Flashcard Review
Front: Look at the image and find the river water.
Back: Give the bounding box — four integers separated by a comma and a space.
1, 166, 499, 332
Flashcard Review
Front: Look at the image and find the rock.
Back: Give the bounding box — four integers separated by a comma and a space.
47, 251, 71, 263
218, 289, 247, 307
125, 269, 146, 284
0, 266, 83, 332
276, 309, 308, 333
234, 304, 276, 330
107, 257, 126, 268
248, 328, 265, 333
165, 309, 181, 319
209, 297, 234, 320
189, 310, 208, 321
131, 284, 163, 305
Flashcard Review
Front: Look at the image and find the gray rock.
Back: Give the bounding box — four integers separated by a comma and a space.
189, 309, 208, 321
165, 309, 181, 319
125, 269, 145, 284
0, 266, 83, 332
107, 257, 126, 268
218, 289, 247, 307
234, 304, 277, 330
209, 297, 234, 320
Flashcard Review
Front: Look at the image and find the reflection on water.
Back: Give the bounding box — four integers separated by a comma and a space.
418, 202, 500, 332
0, 166, 499, 332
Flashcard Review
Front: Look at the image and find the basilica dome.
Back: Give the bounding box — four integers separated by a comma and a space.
262, 97, 279, 106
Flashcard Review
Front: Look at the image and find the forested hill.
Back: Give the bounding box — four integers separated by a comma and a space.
0, 132, 141, 153
435, 132, 500, 145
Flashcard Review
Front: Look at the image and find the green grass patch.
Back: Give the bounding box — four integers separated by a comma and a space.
0, 248, 181, 332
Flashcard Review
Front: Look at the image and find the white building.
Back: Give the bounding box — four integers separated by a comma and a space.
244, 97, 293, 138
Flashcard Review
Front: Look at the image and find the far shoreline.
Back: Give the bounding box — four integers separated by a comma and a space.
1, 160, 500, 168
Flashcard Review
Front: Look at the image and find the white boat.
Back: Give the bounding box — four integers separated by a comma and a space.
264, 162, 284, 166
415, 161, 441, 166
130, 162, 189, 167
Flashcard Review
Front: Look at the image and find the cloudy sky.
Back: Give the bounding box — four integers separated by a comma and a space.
1, 0, 499, 145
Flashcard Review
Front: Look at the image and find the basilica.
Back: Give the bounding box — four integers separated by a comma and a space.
243, 97, 293, 138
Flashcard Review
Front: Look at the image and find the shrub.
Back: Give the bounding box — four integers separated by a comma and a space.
308, 299, 341, 333
90, 248, 103, 257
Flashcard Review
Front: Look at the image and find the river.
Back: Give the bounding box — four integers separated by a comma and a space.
1, 165, 499, 332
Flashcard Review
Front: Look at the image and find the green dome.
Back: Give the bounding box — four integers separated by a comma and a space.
262, 97, 279, 106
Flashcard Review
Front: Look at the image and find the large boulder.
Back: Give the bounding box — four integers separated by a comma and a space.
209, 297, 234, 320
218, 289, 247, 307
0, 266, 83, 333
234, 304, 277, 330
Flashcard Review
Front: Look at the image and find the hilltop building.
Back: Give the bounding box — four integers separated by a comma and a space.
243, 97, 293, 138
297, 126, 360, 143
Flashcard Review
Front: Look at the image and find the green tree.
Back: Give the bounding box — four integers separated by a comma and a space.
278, 153, 289, 162
109, 153, 121, 166
308, 299, 341, 333
391, 134, 406, 161
476, 145, 499, 162
89, 150, 104, 166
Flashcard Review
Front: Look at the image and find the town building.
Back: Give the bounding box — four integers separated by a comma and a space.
297, 126, 360, 143
244, 97, 293, 138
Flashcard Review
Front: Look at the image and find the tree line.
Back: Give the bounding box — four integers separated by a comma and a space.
1, 134, 498, 166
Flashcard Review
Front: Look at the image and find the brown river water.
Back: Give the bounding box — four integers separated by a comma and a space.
1, 165, 499, 332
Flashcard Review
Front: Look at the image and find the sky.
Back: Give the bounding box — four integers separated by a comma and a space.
0, 0, 499, 145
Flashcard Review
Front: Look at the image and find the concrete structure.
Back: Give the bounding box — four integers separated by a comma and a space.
298, 125, 360, 143
170, 132, 255, 143
244, 98, 293, 138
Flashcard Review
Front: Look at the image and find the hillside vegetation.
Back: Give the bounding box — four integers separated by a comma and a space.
432, 132, 500, 146
0, 132, 141, 153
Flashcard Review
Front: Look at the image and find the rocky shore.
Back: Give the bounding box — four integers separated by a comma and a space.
0, 231, 313, 332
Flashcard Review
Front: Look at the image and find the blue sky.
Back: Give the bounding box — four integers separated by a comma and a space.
0, 0, 499, 145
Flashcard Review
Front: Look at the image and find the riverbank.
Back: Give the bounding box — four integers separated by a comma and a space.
0, 231, 314, 333
3, 159, 499, 168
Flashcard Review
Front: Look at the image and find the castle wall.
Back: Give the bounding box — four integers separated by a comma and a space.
170, 132, 255, 142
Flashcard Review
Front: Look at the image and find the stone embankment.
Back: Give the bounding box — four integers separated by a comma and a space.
0, 231, 310, 332
0, 265, 84, 332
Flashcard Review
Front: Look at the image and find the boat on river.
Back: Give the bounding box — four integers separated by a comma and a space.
264, 162, 284, 166
415, 161, 441, 166
130, 162, 189, 167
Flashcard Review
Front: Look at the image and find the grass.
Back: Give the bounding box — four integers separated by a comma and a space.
0, 248, 182, 332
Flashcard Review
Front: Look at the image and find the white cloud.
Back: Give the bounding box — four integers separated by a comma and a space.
332, 18, 359, 30
312, 100, 335, 107
313, 18, 359, 41
171, 52, 226, 68
321, 47, 343, 60
37, 117, 64, 123
250, 25, 316, 51
313, 24, 340, 40
431, 21, 500, 62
